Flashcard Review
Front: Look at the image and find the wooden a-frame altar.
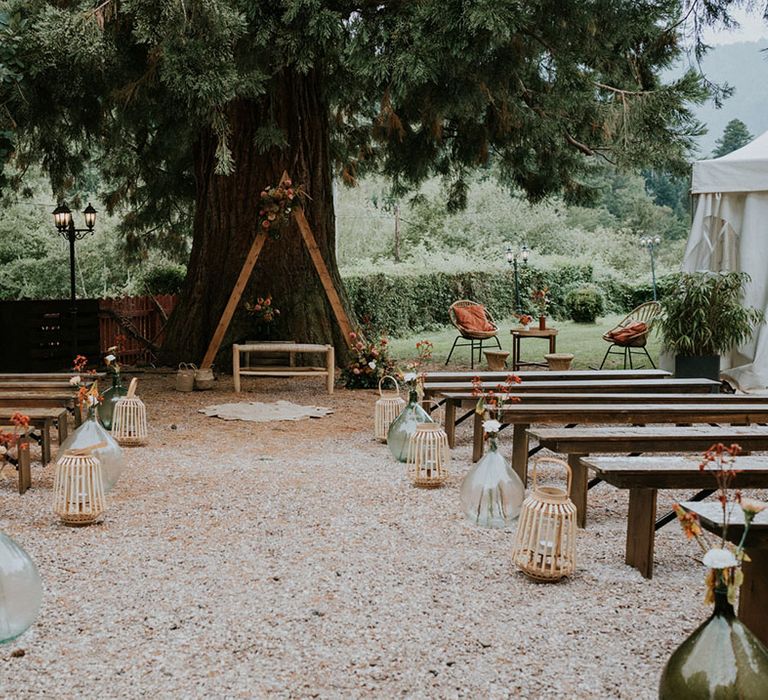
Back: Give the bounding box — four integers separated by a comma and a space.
200, 174, 354, 369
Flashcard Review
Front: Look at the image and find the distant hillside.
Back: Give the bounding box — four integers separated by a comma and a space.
680, 39, 768, 156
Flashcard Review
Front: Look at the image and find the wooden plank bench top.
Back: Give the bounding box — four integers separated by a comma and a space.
233, 343, 335, 394
576, 456, 768, 580
681, 501, 768, 645
0, 381, 80, 391
0, 373, 104, 382
425, 369, 671, 383
440, 392, 749, 404
424, 378, 719, 396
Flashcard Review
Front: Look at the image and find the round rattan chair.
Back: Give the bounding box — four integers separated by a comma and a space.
599, 301, 661, 369
445, 300, 501, 369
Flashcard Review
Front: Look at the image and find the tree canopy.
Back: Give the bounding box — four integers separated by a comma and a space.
712, 117, 753, 158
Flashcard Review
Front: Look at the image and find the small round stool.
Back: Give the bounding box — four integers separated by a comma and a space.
484, 350, 510, 371
544, 353, 574, 371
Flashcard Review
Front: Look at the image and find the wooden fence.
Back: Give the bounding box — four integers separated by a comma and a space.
99, 295, 178, 365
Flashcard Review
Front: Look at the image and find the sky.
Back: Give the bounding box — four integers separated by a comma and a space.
702, 6, 768, 44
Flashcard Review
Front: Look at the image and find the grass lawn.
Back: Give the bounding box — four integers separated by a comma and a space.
389, 313, 663, 370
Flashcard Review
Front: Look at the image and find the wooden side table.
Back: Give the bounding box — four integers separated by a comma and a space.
510, 328, 558, 371
681, 501, 768, 646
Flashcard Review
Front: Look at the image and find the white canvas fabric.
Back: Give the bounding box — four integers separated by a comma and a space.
683, 133, 768, 390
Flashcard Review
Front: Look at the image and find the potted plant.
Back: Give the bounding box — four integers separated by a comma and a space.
657, 271, 764, 381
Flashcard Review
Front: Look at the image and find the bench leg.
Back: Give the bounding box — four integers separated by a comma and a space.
625, 488, 658, 579
18, 439, 31, 494
233, 345, 241, 393
511, 423, 529, 484
739, 548, 768, 646
445, 399, 456, 449
41, 421, 52, 465
569, 454, 589, 529
472, 412, 484, 462
57, 414, 69, 445
326, 346, 335, 395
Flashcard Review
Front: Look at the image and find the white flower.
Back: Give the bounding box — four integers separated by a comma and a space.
741, 497, 767, 516
105, 354, 116, 363
404, 372, 418, 383
69, 376, 81, 386
483, 419, 502, 434
0, 445, 7, 455
88, 394, 99, 407
702, 547, 738, 569
368, 361, 377, 369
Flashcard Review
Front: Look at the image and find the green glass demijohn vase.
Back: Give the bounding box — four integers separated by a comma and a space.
99, 374, 128, 431
659, 588, 768, 699
0, 531, 43, 644
387, 388, 433, 462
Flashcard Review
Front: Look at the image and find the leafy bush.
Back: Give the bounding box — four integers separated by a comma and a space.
657, 271, 764, 356
137, 263, 186, 295
564, 284, 606, 323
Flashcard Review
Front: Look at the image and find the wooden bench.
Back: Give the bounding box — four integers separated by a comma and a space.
0, 373, 104, 383
578, 455, 768, 580
233, 343, 335, 394
0, 437, 32, 494
426, 368, 671, 382
681, 501, 768, 646
471, 402, 768, 474
0, 407, 69, 467
530, 425, 768, 527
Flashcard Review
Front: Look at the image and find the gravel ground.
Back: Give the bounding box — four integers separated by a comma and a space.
1, 373, 766, 699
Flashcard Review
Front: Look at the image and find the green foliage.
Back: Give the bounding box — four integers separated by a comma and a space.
657, 272, 764, 356
712, 118, 753, 158
136, 262, 186, 296
344, 265, 644, 337
564, 284, 606, 324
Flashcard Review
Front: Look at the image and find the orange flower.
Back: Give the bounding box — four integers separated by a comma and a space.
11, 412, 30, 428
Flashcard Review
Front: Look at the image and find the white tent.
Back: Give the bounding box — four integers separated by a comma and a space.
683, 130, 768, 390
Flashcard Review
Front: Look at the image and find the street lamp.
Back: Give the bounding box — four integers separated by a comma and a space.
505, 243, 530, 313
640, 235, 661, 301
53, 202, 97, 354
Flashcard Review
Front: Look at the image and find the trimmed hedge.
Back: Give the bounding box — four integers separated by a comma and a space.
343, 265, 655, 336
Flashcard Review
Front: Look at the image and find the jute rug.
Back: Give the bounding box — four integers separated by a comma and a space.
199, 400, 333, 422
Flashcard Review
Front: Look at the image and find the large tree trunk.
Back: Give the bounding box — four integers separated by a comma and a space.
161, 71, 352, 368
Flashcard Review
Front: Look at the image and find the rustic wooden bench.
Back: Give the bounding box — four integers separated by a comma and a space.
0, 437, 32, 494
0, 407, 69, 466
426, 368, 671, 383
529, 425, 768, 527
681, 501, 768, 646
0, 373, 104, 383
233, 343, 335, 394
578, 455, 768, 580
472, 402, 768, 476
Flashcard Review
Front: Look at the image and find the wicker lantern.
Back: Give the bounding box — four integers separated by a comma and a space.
53, 444, 107, 526
374, 376, 406, 442
112, 378, 148, 446
406, 413, 450, 487
512, 457, 577, 581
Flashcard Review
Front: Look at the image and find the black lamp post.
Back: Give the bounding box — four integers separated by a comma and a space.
53, 202, 97, 354
505, 243, 529, 313
640, 235, 661, 301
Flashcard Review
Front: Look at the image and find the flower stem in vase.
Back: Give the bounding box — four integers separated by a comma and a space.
539, 315, 546, 330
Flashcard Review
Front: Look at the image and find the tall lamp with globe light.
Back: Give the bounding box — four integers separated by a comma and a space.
505, 244, 530, 314
640, 235, 661, 301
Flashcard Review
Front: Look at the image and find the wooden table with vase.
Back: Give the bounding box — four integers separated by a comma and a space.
510, 328, 558, 371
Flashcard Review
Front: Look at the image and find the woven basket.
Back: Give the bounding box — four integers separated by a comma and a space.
112, 378, 148, 446
176, 363, 196, 392
374, 376, 406, 442
406, 402, 450, 487
53, 450, 106, 526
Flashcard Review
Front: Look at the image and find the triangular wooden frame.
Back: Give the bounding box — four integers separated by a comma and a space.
200, 173, 354, 369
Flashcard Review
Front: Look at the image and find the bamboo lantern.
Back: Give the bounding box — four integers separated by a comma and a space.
374, 376, 406, 442
512, 457, 577, 581
406, 401, 450, 487
112, 378, 148, 446
53, 443, 107, 526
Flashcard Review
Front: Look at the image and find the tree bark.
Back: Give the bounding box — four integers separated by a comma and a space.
161, 71, 353, 368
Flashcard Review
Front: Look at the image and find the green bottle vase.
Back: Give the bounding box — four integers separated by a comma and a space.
387, 389, 433, 462
659, 588, 768, 699
99, 376, 127, 431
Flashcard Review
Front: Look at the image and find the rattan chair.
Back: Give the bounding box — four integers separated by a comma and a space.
445, 300, 501, 369
599, 301, 661, 369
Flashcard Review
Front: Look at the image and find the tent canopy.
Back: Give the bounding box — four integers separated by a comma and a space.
684, 129, 768, 391
692, 130, 768, 194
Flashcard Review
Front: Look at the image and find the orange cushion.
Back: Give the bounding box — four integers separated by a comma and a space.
608, 321, 648, 343
454, 304, 495, 332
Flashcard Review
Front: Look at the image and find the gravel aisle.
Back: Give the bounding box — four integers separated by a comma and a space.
1, 376, 763, 699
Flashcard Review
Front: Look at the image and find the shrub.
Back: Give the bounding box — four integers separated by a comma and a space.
137, 263, 186, 295
564, 284, 606, 323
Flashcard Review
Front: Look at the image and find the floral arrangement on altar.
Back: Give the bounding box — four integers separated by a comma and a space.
244, 295, 280, 324
257, 177, 300, 239
530, 287, 550, 317
673, 443, 767, 604
471, 374, 522, 438
342, 324, 398, 389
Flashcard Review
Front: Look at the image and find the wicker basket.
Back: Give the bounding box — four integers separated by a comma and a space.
112, 378, 148, 446
374, 376, 406, 442
176, 363, 196, 392
53, 448, 106, 526
406, 402, 450, 487
512, 457, 576, 581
